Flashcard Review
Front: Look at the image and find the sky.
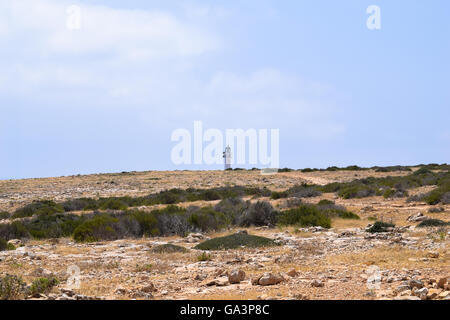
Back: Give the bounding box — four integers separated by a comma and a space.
0, 0, 449, 179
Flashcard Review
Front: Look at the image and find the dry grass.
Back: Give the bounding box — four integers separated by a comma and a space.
326, 246, 449, 270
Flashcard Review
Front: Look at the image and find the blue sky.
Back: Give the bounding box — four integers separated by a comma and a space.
1, 0, 449, 179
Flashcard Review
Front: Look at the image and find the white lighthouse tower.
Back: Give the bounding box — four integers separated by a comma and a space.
223, 145, 231, 170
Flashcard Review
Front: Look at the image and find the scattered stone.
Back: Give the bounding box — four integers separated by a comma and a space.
28, 267, 53, 278
426, 289, 441, 300
311, 279, 324, 288
186, 233, 206, 243
140, 283, 157, 293
437, 277, 447, 289
413, 287, 428, 300
407, 212, 429, 222
394, 295, 421, 300
114, 287, 128, 295
228, 269, 246, 284
426, 251, 439, 259
255, 273, 285, 286
287, 269, 299, 277
204, 277, 229, 287
395, 284, 411, 294
194, 274, 206, 281
7, 239, 22, 246
408, 279, 424, 289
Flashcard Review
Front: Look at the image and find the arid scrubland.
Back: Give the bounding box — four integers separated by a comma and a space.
0, 166, 449, 300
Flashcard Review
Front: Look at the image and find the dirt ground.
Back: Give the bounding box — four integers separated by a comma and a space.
0, 169, 448, 300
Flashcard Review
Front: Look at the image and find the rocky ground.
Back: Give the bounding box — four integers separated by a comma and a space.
0, 169, 448, 300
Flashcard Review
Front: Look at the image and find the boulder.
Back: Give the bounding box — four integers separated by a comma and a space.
407, 212, 429, 222
287, 269, 299, 278
426, 252, 439, 259
426, 288, 441, 300
408, 279, 424, 289
140, 283, 157, 293
228, 269, 246, 284
203, 277, 229, 287
437, 277, 447, 289
413, 287, 428, 300
255, 273, 284, 286
310, 279, 324, 288
7, 239, 22, 246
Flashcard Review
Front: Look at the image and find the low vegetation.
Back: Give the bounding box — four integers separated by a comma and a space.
320, 167, 449, 202
29, 277, 59, 297
0, 211, 10, 220
278, 205, 331, 228
0, 275, 59, 300
59, 186, 271, 212
0, 275, 28, 300
0, 239, 16, 251
417, 219, 450, 228
12, 200, 64, 219
196, 252, 212, 261
0, 194, 361, 243
366, 221, 395, 233
151, 243, 188, 254
3, 164, 446, 244
194, 233, 278, 250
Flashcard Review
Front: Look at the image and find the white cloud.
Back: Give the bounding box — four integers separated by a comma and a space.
0, 0, 345, 141
1, 0, 219, 59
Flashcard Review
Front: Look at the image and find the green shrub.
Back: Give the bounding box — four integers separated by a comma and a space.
271, 191, 288, 200
422, 183, 450, 205
196, 252, 212, 261
277, 205, 331, 228
73, 214, 119, 242
62, 198, 99, 211
317, 199, 334, 206
26, 213, 83, 239
0, 221, 30, 240
428, 207, 445, 213
12, 200, 64, 219
99, 199, 128, 210
0, 275, 27, 300
366, 221, 395, 233
286, 184, 322, 198
214, 198, 248, 225
0, 239, 15, 251
29, 277, 59, 296
315, 200, 359, 219
383, 188, 396, 199
129, 210, 159, 236
152, 205, 188, 236
187, 207, 227, 232
0, 212, 10, 220
337, 184, 376, 199
331, 209, 360, 220
194, 233, 278, 250
278, 168, 293, 172
238, 201, 278, 227
151, 243, 188, 254
200, 190, 221, 201
413, 167, 433, 175
417, 219, 450, 228
374, 166, 411, 172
